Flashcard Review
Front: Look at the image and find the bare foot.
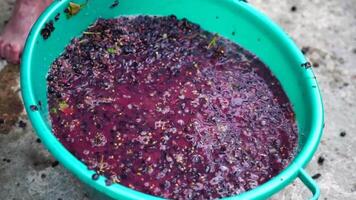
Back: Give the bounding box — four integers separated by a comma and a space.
0, 0, 52, 64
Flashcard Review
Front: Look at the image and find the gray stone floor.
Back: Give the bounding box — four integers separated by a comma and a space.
0, 0, 355, 199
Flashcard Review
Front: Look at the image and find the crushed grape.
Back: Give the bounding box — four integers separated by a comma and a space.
48, 16, 298, 199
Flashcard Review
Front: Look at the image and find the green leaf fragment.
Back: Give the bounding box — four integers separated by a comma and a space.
66, 1, 88, 18
50, 108, 57, 114
83, 31, 101, 35
208, 34, 219, 49
78, 39, 88, 44
107, 47, 117, 54
59, 101, 69, 111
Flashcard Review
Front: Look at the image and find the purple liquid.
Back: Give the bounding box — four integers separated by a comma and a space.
47, 16, 298, 199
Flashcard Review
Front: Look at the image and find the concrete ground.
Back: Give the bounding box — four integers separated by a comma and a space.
0, 0, 355, 199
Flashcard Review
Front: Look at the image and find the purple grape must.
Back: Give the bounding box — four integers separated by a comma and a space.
47, 16, 298, 199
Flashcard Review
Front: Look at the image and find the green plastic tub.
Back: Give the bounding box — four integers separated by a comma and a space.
20, 0, 324, 199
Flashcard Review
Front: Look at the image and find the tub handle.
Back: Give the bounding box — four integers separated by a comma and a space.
298, 169, 320, 200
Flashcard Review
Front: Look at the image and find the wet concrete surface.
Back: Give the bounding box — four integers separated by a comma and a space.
0, 0, 355, 199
